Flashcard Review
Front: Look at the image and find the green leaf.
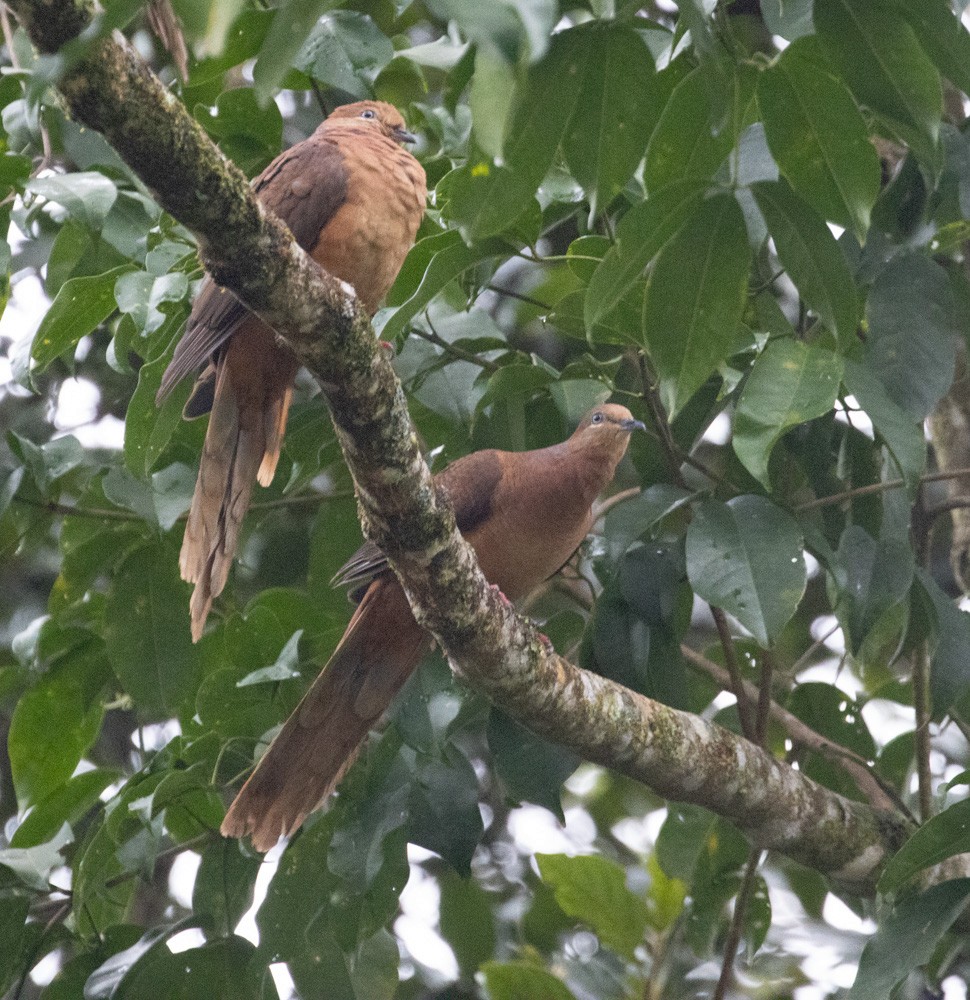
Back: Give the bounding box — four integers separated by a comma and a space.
439, 870, 496, 976
26, 172, 118, 229
602, 484, 692, 562
424, 0, 556, 63
814, 0, 941, 165
561, 24, 655, 217
879, 800, 970, 894
103, 543, 201, 715
751, 181, 857, 344
469, 49, 517, 158
114, 270, 189, 339
846, 879, 970, 1000
537, 853, 650, 958
124, 348, 191, 476
645, 64, 755, 192
236, 629, 304, 686
842, 358, 926, 487
10, 769, 116, 848
896, 0, 970, 98
863, 254, 959, 421
643, 193, 751, 416
787, 683, 876, 760
8, 646, 109, 808
481, 961, 577, 1000
252, 0, 343, 103
293, 12, 395, 100
916, 568, 970, 719
192, 840, 261, 935
758, 36, 880, 240
379, 234, 507, 341
830, 525, 914, 656
30, 266, 130, 374
686, 496, 807, 647
585, 179, 706, 329
733, 339, 843, 488
761, 0, 812, 39
0, 895, 29, 997
439, 161, 538, 241
503, 26, 591, 192
195, 87, 284, 175
487, 709, 578, 817
0, 823, 72, 891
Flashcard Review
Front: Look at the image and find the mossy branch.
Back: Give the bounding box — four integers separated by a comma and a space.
9, 0, 917, 890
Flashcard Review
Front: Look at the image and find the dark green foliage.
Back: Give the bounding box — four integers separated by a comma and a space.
4, 1, 970, 998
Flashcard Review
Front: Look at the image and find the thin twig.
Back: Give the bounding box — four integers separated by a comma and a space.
485, 283, 552, 311
712, 849, 763, 1000
414, 316, 502, 374
797, 467, 970, 513
711, 606, 757, 742
638, 353, 687, 489
13, 496, 142, 521
914, 641, 934, 823
592, 486, 641, 519
756, 651, 774, 747
926, 496, 970, 519
681, 644, 907, 815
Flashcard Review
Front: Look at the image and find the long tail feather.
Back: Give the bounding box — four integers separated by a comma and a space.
220, 578, 428, 851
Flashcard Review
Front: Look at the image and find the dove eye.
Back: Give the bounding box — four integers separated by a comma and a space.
360, 109, 376, 120
591, 412, 604, 425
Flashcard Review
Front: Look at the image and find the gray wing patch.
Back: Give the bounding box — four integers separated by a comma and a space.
331, 540, 389, 602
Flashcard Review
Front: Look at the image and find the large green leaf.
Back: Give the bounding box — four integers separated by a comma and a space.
251, 0, 343, 102
879, 799, 970, 894
863, 254, 959, 420
751, 180, 857, 344
439, 162, 538, 242
585, 179, 706, 329
814, 0, 941, 164
503, 26, 590, 191
30, 265, 131, 374
481, 961, 577, 1000
645, 64, 756, 192
830, 525, 914, 656
643, 193, 751, 416
846, 879, 970, 1000
897, 0, 970, 98
103, 543, 201, 715
536, 853, 650, 959
758, 36, 880, 240
842, 358, 926, 487
560, 23, 655, 217
292, 11, 395, 99
686, 496, 807, 647
8, 645, 109, 807
916, 568, 970, 720
10, 768, 117, 848
379, 233, 507, 341
733, 338, 843, 487
26, 172, 118, 229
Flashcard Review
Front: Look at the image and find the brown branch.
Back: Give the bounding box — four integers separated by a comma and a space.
712, 606, 757, 742
797, 467, 970, 513
713, 849, 763, 1000
681, 644, 906, 816
413, 315, 502, 373
9, 0, 921, 890
914, 641, 934, 823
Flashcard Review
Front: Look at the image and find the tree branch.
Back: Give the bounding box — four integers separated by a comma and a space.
11, 0, 917, 891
